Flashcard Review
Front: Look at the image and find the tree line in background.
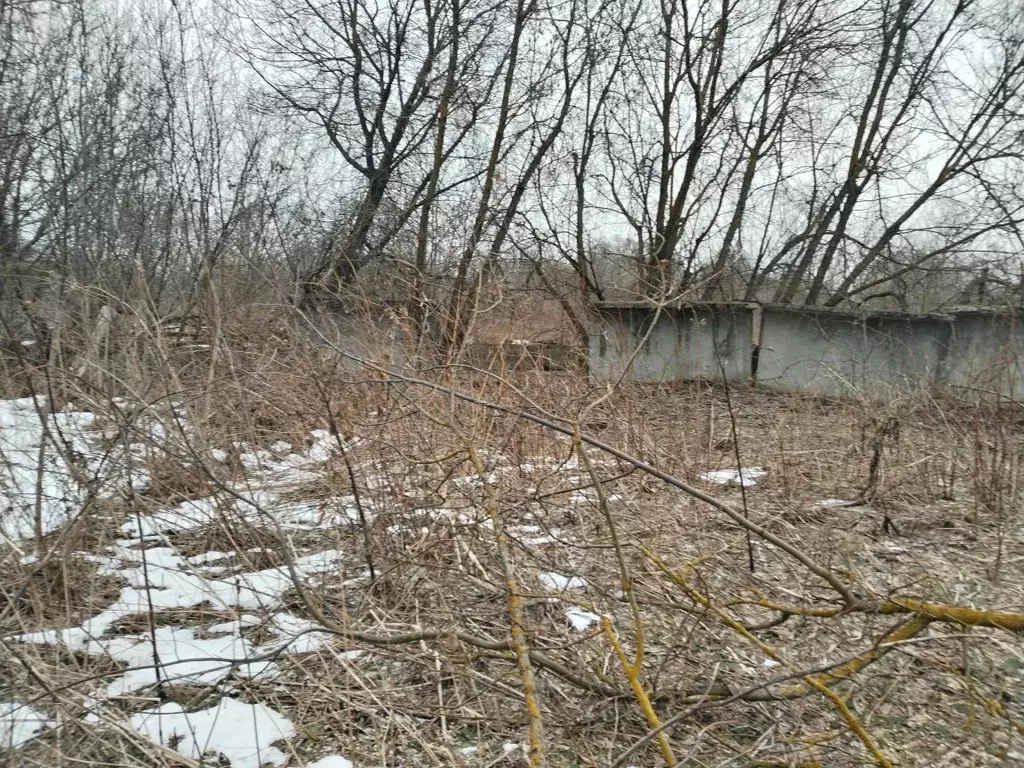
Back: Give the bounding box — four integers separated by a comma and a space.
1, 0, 1024, 347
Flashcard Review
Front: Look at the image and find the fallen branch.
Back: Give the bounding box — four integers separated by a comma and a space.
644, 548, 896, 768
736, 596, 1024, 634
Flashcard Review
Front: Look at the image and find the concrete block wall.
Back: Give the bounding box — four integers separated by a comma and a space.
942, 310, 1024, 400
755, 307, 953, 399
589, 302, 1024, 401
589, 303, 753, 384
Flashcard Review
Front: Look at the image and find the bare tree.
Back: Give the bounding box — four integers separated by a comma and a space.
766, 0, 1024, 306
444, 0, 609, 348
237, 0, 504, 302
595, 0, 839, 296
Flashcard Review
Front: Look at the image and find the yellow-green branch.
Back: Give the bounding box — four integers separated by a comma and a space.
602, 615, 677, 767
645, 548, 895, 768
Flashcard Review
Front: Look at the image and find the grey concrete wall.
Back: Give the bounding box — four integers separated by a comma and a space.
589, 304, 753, 384
755, 307, 953, 399
942, 310, 1024, 400
589, 303, 1024, 402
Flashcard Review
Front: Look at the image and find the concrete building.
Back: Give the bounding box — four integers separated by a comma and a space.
588, 301, 1024, 400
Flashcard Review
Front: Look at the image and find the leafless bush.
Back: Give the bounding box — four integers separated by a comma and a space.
1, 285, 1023, 768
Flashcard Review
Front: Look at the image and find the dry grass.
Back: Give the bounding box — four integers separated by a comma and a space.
4, 556, 123, 630
2, 307, 1024, 768
142, 457, 214, 506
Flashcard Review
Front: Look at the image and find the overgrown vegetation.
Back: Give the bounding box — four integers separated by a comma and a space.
1, 0, 1024, 340
3, 0, 1024, 763
2, 301, 1024, 767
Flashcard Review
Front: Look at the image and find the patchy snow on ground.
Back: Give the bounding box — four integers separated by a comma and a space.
700, 466, 767, 487
234, 429, 342, 488
261, 612, 339, 655
566, 606, 600, 631
207, 614, 263, 635
304, 757, 355, 768
126, 489, 369, 540
0, 398, 95, 542
130, 697, 296, 768
17, 545, 345, 650
102, 627, 275, 696
539, 571, 588, 591
817, 497, 854, 507
2, 397, 363, 763
188, 549, 237, 566
0, 701, 53, 749
0, 396, 163, 547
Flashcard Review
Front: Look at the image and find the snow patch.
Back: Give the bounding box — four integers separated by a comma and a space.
102, 626, 274, 696
261, 612, 336, 655
0, 398, 95, 540
189, 550, 237, 566
521, 533, 560, 546
566, 606, 600, 631
207, 614, 262, 635
125, 497, 219, 538
539, 571, 588, 591
130, 698, 295, 768
700, 467, 767, 487
877, 542, 907, 556
16, 548, 345, 648
304, 758, 354, 768
0, 701, 53, 748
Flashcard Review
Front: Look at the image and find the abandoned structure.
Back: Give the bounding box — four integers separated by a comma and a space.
588, 301, 1024, 400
